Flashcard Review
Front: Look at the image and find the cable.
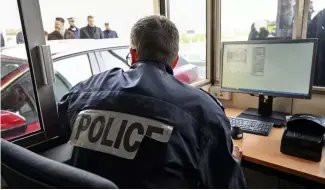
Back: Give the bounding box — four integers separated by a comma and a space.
290, 98, 294, 115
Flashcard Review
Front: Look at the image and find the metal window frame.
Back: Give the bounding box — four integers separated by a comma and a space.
13, 0, 63, 148
165, 0, 213, 87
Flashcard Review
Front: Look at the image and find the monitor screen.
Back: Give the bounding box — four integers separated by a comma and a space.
221, 40, 316, 98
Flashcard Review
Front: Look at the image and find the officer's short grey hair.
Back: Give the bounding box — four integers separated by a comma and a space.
130, 15, 179, 65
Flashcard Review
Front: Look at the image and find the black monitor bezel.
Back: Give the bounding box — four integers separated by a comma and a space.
220, 39, 318, 99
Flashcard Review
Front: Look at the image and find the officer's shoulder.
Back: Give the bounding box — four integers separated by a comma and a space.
196, 88, 225, 111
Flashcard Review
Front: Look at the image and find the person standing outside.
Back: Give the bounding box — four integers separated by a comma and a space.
16, 31, 24, 44
103, 22, 118, 38
67, 17, 80, 39
48, 17, 75, 41
80, 15, 103, 39
1, 32, 5, 47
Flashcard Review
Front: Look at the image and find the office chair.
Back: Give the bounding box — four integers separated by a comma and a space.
1, 139, 118, 189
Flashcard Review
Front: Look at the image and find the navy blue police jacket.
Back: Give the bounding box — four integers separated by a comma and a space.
58, 61, 246, 189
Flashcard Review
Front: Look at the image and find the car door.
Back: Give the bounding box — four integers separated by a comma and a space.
1, 71, 40, 140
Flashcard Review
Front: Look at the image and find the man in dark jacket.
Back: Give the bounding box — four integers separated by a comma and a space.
48, 17, 75, 41
1, 32, 4, 47
16, 31, 24, 44
79, 15, 103, 39
58, 15, 246, 189
103, 23, 118, 38
307, 8, 325, 86
67, 17, 80, 39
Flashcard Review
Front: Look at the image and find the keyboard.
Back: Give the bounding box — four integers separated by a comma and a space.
228, 117, 274, 136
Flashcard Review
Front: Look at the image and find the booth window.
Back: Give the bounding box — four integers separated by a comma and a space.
221, 0, 295, 41
221, 0, 325, 88
306, 0, 325, 87
168, 0, 207, 84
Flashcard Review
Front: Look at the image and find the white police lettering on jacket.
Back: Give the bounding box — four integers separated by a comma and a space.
69, 110, 173, 159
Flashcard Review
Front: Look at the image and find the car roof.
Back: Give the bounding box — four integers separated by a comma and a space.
1, 39, 129, 60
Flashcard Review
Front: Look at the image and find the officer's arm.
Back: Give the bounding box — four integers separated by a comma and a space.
199, 114, 246, 188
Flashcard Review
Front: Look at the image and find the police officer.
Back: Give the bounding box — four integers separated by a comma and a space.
58, 15, 246, 188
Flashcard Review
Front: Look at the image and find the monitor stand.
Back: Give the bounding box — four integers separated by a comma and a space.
237, 95, 289, 126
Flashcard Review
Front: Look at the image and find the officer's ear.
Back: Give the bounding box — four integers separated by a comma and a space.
130, 48, 137, 65
171, 55, 179, 69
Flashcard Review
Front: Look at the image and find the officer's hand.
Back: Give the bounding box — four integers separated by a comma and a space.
232, 145, 243, 162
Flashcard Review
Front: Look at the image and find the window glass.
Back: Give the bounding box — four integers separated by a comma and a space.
307, 0, 325, 87
112, 48, 131, 63
169, 0, 206, 83
221, 0, 295, 41
39, 0, 159, 41
53, 54, 92, 86
53, 73, 71, 102
0, 1, 41, 140
99, 50, 130, 71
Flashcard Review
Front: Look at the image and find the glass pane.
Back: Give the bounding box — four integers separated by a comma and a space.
221, 0, 295, 41
169, 0, 207, 83
0, 0, 41, 140
99, 50, 130, 71
54, 55, 92, 87
307, 0, 325, 87
39, 0, 159, 40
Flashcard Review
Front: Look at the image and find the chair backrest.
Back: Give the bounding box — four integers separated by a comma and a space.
1, 139, 118, 189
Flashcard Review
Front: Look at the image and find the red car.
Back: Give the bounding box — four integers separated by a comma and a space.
1, 39, 199, 140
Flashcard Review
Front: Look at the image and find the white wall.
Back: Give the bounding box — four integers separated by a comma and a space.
221, 92, 325, 115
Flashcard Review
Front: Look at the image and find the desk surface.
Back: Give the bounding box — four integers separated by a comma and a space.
226, 108, 325, 184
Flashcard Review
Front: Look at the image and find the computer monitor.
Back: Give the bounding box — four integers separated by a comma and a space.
221, 39, 317, 124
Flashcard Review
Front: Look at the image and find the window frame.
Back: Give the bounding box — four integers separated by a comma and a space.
165, 0, 212, 87
12, 0, 212, 149
13, 0, 62, 148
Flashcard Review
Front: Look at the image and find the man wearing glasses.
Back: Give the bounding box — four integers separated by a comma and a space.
59, 15, 245, 189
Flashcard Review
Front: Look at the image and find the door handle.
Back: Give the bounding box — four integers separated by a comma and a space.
36, 45, 55, 86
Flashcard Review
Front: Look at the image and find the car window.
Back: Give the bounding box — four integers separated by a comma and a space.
111, 49, 130, 61
98, 50, 130, 71
1, 72, 39, 140
53, 72, 71, 103
53, 54, 92, 86
1, 56, 26, 80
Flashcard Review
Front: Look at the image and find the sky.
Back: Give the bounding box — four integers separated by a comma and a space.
1, 0, 324, 39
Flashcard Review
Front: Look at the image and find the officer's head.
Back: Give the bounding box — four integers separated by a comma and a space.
55, 17, 65, 31
130, 15, 179, 69
87, 15, 95, 27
